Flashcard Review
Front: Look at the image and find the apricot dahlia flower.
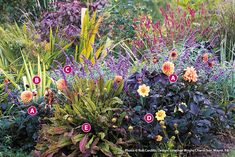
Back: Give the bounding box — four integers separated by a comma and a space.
21, 91, 33, 104
155, 135, 163, 142
56, 79, 67, 91
114, 75, 123, 83
183, 67, 198, 82
202, 53, 209, 63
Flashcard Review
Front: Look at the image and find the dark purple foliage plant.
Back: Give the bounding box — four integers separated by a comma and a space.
38, 0, 86, 41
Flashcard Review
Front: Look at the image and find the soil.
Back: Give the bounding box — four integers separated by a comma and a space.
189, 131, 235, 157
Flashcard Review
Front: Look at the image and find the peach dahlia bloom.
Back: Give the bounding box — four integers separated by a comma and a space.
162, 61, 175, 76
21, 91, 33, 104
114, 75, 123, 83
155, 135, 163, 142
56, 79, 67, 91
202, 53, 209, 63
183, 67, 198, 82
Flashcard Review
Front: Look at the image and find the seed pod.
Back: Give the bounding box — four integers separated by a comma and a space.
175, 130, 179, 135
112, 118, 117, 123
128, 126, 133, 131
160, 121, 165, 126
112, 125, 118, 129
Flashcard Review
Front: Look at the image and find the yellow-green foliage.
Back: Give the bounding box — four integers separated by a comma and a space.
22, 53, 52, 97
0, 24, 37, 72
77, 9, 107, 64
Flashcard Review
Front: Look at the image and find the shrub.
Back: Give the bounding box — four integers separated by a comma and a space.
38, 0, 86, 41
131, 4, 215, 52
0, 73, 54, 152
0, 0, 53, 23
118, 36, 234, 150
123, 69, 235, 149
0, 89, 53, 152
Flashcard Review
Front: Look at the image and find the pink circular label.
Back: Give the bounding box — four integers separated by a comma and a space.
27, 106, 37, 116
82, 123, 91, 133
63, 65, 72, 74
169, 74, 178, 83
144, 113, 154, 123
32, 76, 41, 84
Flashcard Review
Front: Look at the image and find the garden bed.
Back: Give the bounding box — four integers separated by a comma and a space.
0, 0, 234, 157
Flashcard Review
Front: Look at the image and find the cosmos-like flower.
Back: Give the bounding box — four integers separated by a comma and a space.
21, 91, 33, 104
162, 61, 175, 76
137, 84, 150, 97
155, 110, 166, 121
183, 67, 198, 82
56, 79, 67, 91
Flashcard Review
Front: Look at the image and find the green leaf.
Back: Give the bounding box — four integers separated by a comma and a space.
47, 126, 68, 135
100, 142, 112, 157
98, 77, 104, 94
57, 136, 72, 148
81, 96, 97, 111
114, 81, 124, 96
71, 134, 85, 145
86, 135, 95, 149
98, 132, 105, 140
105, 80, 113, 93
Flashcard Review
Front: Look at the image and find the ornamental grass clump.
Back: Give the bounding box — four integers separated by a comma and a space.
34, 77, 131, 157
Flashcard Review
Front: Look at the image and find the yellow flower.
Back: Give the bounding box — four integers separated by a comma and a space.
21, 91, 33, 104
56, 79, 67, 91
155, 135, 163, 142
155, 110, 166, 121
137, 84, 150, 97
183, 67, 198, 82
162, 61, 175, 76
